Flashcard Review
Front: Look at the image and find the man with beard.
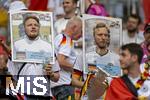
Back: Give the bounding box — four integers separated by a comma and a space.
85, 22, 120, 73
123, 14, 144, 45
141, 23, 150, 63
81, 22, 120, 99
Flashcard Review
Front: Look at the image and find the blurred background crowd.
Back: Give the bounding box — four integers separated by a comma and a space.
0, 0, 150, 54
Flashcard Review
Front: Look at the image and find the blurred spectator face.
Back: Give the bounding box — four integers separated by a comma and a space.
71, 22, 82, 40
144, 30, 150, 44
144, 24, 150, 44
63, 0, 77, 14
119, 49, 133, 69
0, 54, 7, 70
126, 17, 139, 33
24, 18, 40, 40
94, 27, 109, 49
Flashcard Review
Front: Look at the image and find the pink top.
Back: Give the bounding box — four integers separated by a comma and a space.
86, 4, 108, 16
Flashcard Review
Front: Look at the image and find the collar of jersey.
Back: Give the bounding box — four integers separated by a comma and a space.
25, 35, 40, 43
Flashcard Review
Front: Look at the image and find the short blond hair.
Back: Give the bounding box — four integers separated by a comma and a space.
23, 16, 40, 26
93, 22, 110, 37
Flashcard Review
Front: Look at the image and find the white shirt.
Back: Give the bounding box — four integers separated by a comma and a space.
14, 36, 53, 63
138, 80, 150, 98
51, 33, 77, 87
54, 18, 69, 35
85, 50, 120, 75
74, 51, 83, 72
122, 30, 144, 45
129, 73, 150, 99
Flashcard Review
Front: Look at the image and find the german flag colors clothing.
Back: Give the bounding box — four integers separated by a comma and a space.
51, 33, 76, 87
105, 76, 150, 100
105, 77, 137, 100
